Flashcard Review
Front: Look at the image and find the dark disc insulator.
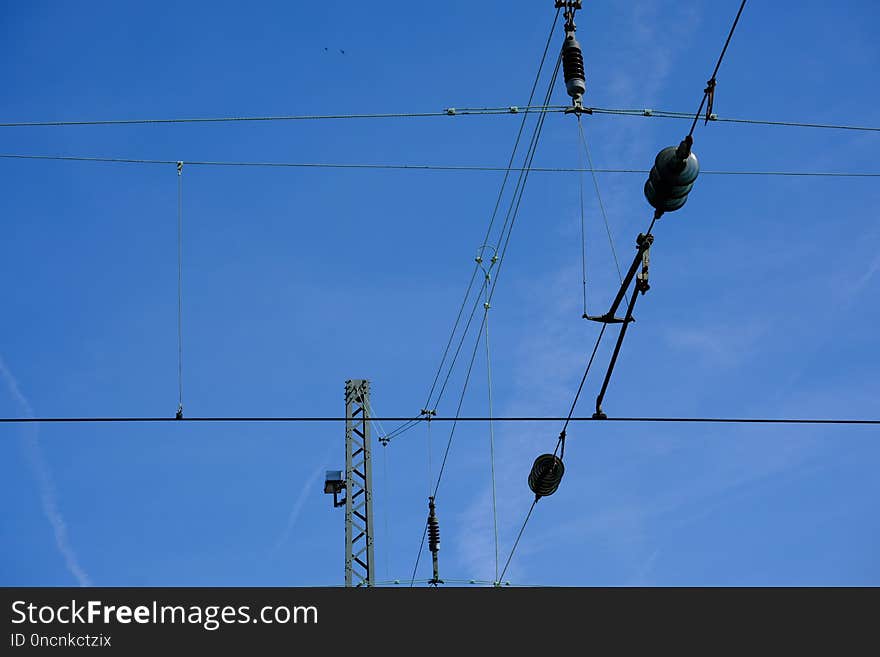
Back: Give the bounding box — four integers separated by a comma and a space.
428, 515, 440, 553
428, 498, 440, 553
562, 35, 586, 101
528, 454, 565, 499
644, 143, 700, 213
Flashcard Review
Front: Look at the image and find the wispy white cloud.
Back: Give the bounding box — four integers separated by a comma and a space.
854, 250, 880, 294
270, 446, 332, 555
663, 320, 768, 368
0, 356, 92, 586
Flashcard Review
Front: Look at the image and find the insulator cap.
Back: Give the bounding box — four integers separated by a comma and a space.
644, 143, 700, 213
562, 35, 586, 101
528, 454, 565, 499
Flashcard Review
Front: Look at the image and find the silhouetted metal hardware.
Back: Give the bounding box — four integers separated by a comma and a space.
704, 78, 716, 125
528, 453, 565, 499
592, 234, 654, 419
585, 233, 654, 324
427, 496, 443, 585
644, 135, 700, 216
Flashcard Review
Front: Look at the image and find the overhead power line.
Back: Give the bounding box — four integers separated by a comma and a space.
0, 416, 877, 425
0, 106, 568, 127
2, 154, 875, 177
1, 107, 877, 133
589, 108, 880, 132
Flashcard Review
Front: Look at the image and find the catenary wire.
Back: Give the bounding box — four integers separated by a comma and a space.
2, 155, 877, 177
0, 106, 569, 128
3, 105, 879, 133
384, 7, 563, 445
576, 107, 880, 132
2, 416, 878, 424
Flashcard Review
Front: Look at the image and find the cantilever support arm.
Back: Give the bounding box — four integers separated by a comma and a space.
592, 233, 654, 418
593, 283, 640, 418
584, 233, 654, 323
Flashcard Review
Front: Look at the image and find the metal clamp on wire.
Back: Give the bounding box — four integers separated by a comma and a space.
636, 232, 651, 294
703, 78, 717, 125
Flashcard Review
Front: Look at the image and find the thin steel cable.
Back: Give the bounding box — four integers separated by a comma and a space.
3, 155, 878, 177
688, 0, 748, 137
499, 499, 537, 582
425, 4, 560, 408
379, 417, 421, 443
382, 439, 391, 581
486, 55, 562, 291
1, 416, 878, 425
384, 7, 562, 444
576, 119, 588, 316
427, 418, 433, 498
409, 523, 428, 588
566, 107, 880, 132
409, 310, 492, 585
697, 115, 880, 132
4, 105, 878, 132
430, 276, 489, 416
486, 53, 561, 306
176, 163, 183, 417
0, 106, 570, 128
577, 117, 629, 309
478, 52, 562, 328
492, 53, 560, 255
482, 269, 500, 584
415, 42, 562, 528
479, 9, 561, 251
580, 126, 626, 285
432, 311, 488, 499
577, 118, 624, 284
420, 266, 479, 411
562, 324, 607, 436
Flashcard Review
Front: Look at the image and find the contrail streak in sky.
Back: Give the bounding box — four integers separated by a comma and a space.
0, 356, 92, 586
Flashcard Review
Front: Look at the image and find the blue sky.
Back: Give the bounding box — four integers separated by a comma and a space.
1, 0, 878, 587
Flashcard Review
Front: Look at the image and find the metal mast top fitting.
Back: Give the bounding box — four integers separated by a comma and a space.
556, 1, 585, 109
